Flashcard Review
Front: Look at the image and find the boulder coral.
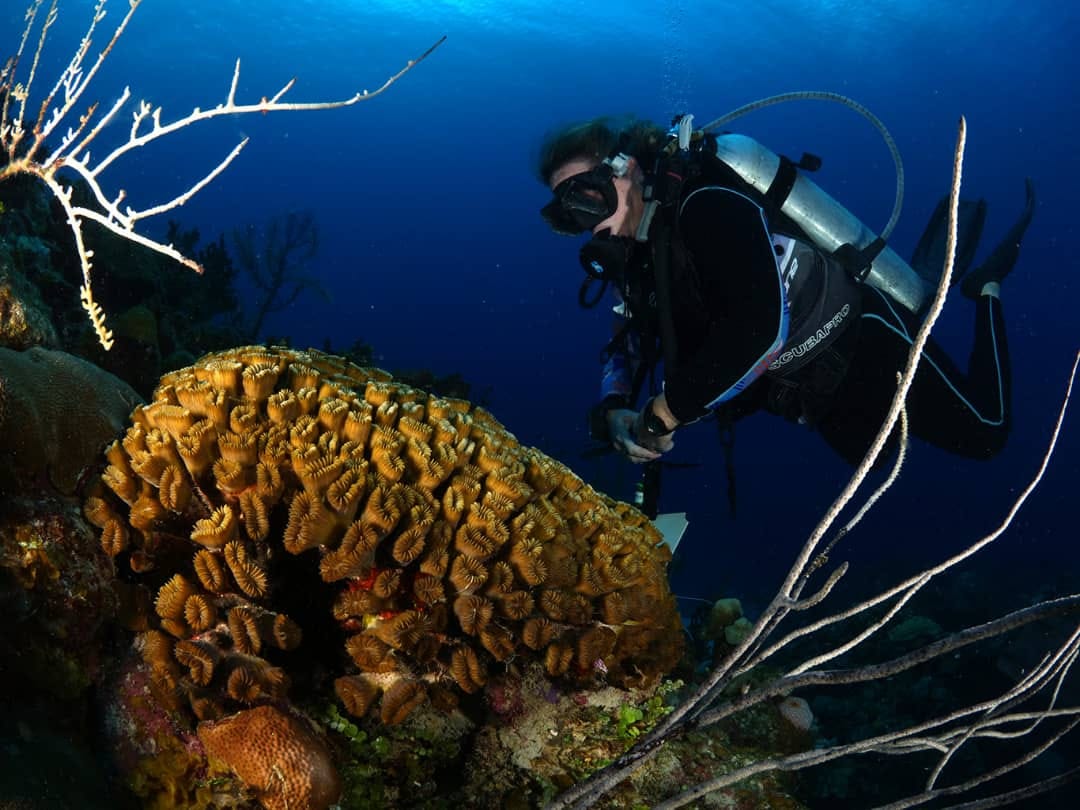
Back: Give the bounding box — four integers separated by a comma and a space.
85, 346, 683, 734
0, 346, 143, 494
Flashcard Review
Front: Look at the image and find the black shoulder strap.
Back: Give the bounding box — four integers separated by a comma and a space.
764, 155, 800, 211
832, 237, 887, 283
650, 216, 680, 375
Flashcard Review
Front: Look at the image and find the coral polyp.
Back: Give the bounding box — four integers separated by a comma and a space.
85, 346, 682, 728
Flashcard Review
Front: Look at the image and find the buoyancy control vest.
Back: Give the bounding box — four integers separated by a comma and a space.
656, 189, 862, 423
762, 234, 863, 423
768, 234, 861, 376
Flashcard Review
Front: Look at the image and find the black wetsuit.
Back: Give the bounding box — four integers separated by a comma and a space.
603, 184, 1011, 464
815, 286, 1009, 463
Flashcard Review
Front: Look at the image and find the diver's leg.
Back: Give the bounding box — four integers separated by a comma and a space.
817, 287, 1011, 462
961, 178, 1036, 300
905, 292, 1011, 458
814, 319, 904, 466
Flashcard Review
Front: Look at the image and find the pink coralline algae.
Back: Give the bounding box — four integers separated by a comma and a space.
487, 678, 528, 722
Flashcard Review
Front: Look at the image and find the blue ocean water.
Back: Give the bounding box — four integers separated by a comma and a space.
3, 1, 1077, 800
5, 0, 1075, 605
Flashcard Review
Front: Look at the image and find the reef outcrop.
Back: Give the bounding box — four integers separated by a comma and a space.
86, 346, 683, 737
0, 492, 119, 699
0, 263, 59, 350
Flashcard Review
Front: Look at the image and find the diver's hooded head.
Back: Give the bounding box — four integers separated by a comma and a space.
537, 117, 666, 238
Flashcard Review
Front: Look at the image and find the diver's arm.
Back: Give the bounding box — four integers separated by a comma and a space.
594, 311, 675, 461
598, 345, 672, 462
663, 187, 785, 421
640, 393, 679, 433
599, 348, 633, 409
588, 310, 639, 443
633, 384, 762, 453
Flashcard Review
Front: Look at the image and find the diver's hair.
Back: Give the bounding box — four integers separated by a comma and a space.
536, 116, 669, 185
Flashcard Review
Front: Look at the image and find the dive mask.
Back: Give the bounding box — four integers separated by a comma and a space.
540, 154, 632, 236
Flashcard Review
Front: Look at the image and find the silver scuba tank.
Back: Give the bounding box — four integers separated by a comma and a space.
713, 133, 929, 313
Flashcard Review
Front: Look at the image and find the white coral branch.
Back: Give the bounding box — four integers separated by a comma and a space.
0, 0, 444, 349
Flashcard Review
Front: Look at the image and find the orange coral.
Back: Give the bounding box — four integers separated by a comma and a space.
86, 346, 682, 729
334, 674, 380, 717
197, 705, 341, 810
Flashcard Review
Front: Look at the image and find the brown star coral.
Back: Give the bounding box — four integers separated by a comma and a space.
85, 346, 682, 728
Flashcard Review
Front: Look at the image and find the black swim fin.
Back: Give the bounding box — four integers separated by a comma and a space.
960, 178, 1036, 299
910, 195, 987, 286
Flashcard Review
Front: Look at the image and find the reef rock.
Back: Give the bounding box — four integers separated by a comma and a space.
0, 264, 59, 350
0, 492, 118, 698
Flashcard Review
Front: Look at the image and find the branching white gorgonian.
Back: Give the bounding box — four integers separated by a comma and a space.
0, 0, 443, 349
549, 119, 1080, 809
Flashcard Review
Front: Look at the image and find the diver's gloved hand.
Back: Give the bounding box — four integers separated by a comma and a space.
606, 408, 671, 463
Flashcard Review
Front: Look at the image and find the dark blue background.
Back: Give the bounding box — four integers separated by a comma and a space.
7, 0, 1077, 609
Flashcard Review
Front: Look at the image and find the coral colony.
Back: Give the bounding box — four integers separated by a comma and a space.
85, 347, 683, 724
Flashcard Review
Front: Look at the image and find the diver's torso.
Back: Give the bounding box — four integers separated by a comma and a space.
767, 234, 861, 377
654, 221, 860, 379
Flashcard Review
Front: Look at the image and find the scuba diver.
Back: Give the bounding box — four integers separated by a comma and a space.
537, 112, 1036, 480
